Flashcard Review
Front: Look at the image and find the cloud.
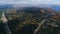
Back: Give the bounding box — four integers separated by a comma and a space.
0, 0, 60, 5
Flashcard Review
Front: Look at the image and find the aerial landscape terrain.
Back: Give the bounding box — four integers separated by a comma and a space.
0, 4, 60, 34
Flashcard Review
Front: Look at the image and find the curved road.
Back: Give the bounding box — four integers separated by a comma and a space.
1, 11, 11, 34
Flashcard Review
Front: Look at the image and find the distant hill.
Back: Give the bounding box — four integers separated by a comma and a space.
0, 4, 13, 9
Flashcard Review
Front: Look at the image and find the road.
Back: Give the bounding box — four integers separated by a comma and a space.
1, 11, 11, 34
33, 19, 46, 34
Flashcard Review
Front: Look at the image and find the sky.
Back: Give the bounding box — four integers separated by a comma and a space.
0, 0, 60, 5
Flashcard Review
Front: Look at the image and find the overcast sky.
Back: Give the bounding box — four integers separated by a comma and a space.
0, 0, 60, 5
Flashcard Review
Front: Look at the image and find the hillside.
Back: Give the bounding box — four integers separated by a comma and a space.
0, 7, 60, 34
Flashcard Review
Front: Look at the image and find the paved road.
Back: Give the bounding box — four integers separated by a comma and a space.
33, 19, 46, 34
1, 11, 11, 34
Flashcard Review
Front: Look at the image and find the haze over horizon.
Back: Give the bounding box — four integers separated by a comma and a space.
0, 0, 60, 5
0, 0, 60, 11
